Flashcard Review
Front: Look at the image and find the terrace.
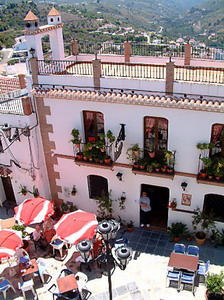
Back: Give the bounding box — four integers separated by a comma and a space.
0, 208, 224, 300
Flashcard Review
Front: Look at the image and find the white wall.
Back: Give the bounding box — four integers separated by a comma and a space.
43, 95, 224, 229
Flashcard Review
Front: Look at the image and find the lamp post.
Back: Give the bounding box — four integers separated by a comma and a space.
77, 219, 132, 300
29, 48, 35, 58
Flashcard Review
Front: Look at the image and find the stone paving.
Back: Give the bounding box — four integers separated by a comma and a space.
0, 208, 224, 300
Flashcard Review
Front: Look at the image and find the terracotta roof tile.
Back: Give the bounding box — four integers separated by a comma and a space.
48, 7, 60, 16
24, 11, 38, 21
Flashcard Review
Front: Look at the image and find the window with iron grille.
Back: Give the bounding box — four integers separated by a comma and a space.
210, 124, 224, 158
203, 194, 224, 222
83, 111, 104, 142
87, 175, 108, 199
144, 116, 168, 157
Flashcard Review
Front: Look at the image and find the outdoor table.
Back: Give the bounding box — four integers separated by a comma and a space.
168, 253, 199, 272
57, 274, 78, 294
19, 258, 38, 280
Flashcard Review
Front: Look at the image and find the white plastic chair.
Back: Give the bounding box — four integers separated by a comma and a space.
35, 257, 51, 284
18, 278, 36, 299
50, 239, 68, 257
0, 277, 16, 299
14, 248, 30, 264
76, 271, 88, 292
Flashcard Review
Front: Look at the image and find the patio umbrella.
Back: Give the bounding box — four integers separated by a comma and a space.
0, 229, 22, 262
14, 197, 54, 225
54, 210, 98, 245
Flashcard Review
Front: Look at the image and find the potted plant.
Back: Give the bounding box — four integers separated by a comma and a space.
104, 155, 111, 164
71, 185, 77, 196
167, 222, 188, 242
126, 144, 142, 163
18, 185, 28, 196
94, 191, 114, 219
192, 207, 216, 245
127, 220, 134, 232
71, 128, 82, 148
32, 186, 40, 198
76, 152, 83, 160
151, 161, 160, 172
167, 198, 177, 211
206, 271, 224, 300
148, 145, 155, 158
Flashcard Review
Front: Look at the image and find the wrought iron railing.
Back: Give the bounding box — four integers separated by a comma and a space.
175, 65, 224, 84
0, 98, 24, 115
37, 60, 93, 76
191, 46, 224, 60
78, 41, 124, 55
131, 44, 185, 57
101, 62, 166, 79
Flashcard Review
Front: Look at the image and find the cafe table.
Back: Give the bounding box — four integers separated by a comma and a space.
20, 258, 38, 280
168, 253, 199, 272
57, 274, 78, 294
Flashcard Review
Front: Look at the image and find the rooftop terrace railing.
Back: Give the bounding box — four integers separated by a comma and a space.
0, 98, 24, 115
101, 62, 166, 79
175, 65, 224, 84
70, 41, 224, 61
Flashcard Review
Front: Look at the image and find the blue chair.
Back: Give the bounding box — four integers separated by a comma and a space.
114, 237, 129, 249
197, 260, 210, 283
166, 270, 181, 289
180, 272, 195, 294
173, 243, 186, 254
187, 245, 199, 256
59, 268, 73, 278
0, 277, 16, 299
48, 284, 81, 299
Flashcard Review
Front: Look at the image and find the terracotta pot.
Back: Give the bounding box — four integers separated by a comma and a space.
104, 158, 111, 164
171, 207, 176, 211
208, 175, 213, 180
83, 156, 88, 161
127, 227, 134, 232
148, 152, 155, 158
133, 163, 139, 169
140, 165, 145, 170
99, 160, 104, 164
216, 176, 220, 181
200, 172, 207, 179
173, 237, 180, 242
76, 152, 83, 160
161, 168, 167, 173
88, 137, 97, 142
195, 231, 206, 245
155, 167, 160, 172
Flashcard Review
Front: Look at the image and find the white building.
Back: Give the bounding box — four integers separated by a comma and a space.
0, 9, 224, 234
13, 36, 27, 52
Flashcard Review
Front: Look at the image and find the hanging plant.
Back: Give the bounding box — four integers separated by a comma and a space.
32, 185, 40, 198
18, 185, 28, 196
71, 185, 77, 196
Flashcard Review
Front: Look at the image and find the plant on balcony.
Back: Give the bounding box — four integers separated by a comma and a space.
127, 144, 142, 163
147, 145, 155, 158
197, 143, 215, 178
71, 128, 82, 147
192, 207, 216, 245
167, 198, 177, 210
18, 185, 28, 196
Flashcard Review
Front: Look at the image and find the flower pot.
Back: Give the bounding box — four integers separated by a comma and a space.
215, 176, 220, 181
171, 207, 176, 211
148, 152, 155, 158
200, 172, 208, 179
83, 156, 88, 161
195, 231, 206, 245
99, 160, 104, 164
133, 163, 139, 169
88, 137, 97, 142
161, 168, 167, 173
22, 192, 27, 196
140, 165, 145, 170
104, 158, 111, 164
173, 237, 180, 243
208, 175, 213, 180
167, 168, 173, 174
76, 152, 83, 160
127, 226, 134, 232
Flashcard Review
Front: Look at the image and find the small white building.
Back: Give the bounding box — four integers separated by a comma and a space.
0, 9, 224, 235
13, 36, 27, 52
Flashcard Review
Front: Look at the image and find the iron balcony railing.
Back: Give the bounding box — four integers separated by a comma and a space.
191, 46, 224, 60
78, 41, 124, 55
131, 43, 185, 57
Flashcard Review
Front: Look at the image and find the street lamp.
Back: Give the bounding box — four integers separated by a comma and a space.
77, 219, 132, 300
29, 48, 35, 58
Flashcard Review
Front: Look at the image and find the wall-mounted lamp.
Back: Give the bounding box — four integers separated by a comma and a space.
29, 47, 35, 58
181, 182, 188, 191
116, 172, 123, 181
2, 124, 20, 142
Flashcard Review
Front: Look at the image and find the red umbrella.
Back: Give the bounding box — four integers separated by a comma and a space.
54, 210, 98, 245
0, 229, 22, 262
14, 197, 54, 225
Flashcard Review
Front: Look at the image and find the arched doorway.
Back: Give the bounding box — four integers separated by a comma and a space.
141, 184, 169, 228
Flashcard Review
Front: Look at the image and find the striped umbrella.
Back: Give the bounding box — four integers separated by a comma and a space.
14, 197, 54, 225
0, 229, 22, 262
54, 210, 98, 245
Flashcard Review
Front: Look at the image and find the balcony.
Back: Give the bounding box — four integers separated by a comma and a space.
74, 156, 113, 170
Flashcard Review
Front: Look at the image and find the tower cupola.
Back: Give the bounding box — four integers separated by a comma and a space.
47, 7, 61, 25
24, 11, 39, 31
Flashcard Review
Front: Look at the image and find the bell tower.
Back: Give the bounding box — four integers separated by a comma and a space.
24, 9, 65, 61
47, 7, 62, 25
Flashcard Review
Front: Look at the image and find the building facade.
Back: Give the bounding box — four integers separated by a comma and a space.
0, 9, 224, 233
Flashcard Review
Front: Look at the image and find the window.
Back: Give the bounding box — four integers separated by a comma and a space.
144, 117, 168, 157
203, 194, 224, 222
210, 124, 224, 157
58, 17, 60, 21
50, 18, 53, 22
83, 111, 104, 142
87, 175, 108, 199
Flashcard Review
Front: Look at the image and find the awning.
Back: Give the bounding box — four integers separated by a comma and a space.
0, 167, 12, 177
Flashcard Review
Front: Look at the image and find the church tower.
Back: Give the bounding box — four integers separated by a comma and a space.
47, 7, 62, 25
